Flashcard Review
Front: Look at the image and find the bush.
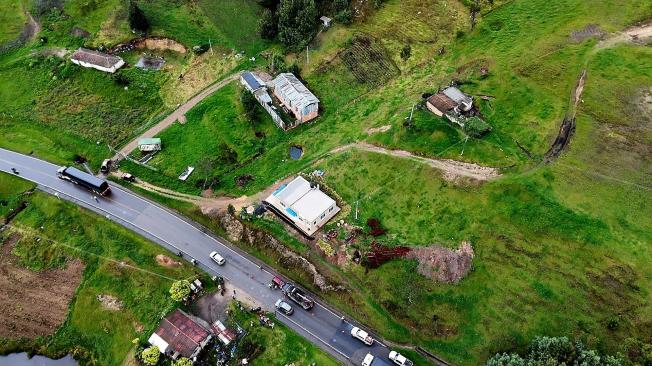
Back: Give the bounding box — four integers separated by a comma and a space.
140, 346, 159, 366
169, 280, 191, 302
277, 0, 318, 50
128, 1, 149, 33
464, 116, 491, 137
258, 8, 278, 40
400, 44, 411, 61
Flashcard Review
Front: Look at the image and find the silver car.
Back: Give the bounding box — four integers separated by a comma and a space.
275, 299, 294, 315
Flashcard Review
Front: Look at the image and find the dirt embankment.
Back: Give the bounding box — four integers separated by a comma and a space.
544, 70, 586, 161
0, 232, 84, 339
110, 37, 187, 54
406, 241, 474, 284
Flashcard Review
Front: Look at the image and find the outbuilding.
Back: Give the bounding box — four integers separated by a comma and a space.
320, 16, 332, 28
264, 176, 339, 237
70, 48, 125, 73
138, 138, 161, 152
148, 309, 212, 360
272, 73, 319, 126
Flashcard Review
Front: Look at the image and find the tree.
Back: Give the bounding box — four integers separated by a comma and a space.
258, 8, 278, 40
169, 280, 191, 302
172, 358, 193, 366
240, 88, 259, 121
140, 346, 160, 366
333, 0, 352, 24
128, 1, 149, 33
400, 44, 411, 61
486, 353, 525, 366
277, 0, 318, 50
196, 156, 216, 190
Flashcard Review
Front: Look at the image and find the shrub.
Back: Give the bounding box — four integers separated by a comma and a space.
258, 8, 278, 40
140, 346, 159, 366
128, 1, 149, 33
464, 116, 492, 137
400, 44, 411, 61
169, 280, 191, 302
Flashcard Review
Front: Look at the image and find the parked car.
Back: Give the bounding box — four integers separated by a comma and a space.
351, 326, 374, 346
362, 353, 375, 366
100, 159, 112, 173
209, 251, 226, 265
389, 351, 413, 366
274, 299, 294, 315
121, 173, 136, 182
281, 283, 314, 310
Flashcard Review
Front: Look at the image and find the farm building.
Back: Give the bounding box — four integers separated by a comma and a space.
272, 73, 319, 126
426, 86, 473, 117
240, 71, 266, 92
148, 309, 212, 360
70, 48, 125, 73
138, 138, 161, 152
264, 176, 340, 237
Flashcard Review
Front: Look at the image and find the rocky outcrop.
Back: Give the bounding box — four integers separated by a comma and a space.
216, 213, 344, 292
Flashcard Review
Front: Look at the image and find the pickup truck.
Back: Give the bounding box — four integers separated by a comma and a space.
281, 283, 314, 310
351, 326, 374, 346
362, 353, 375, 366
389, 351, 413, 366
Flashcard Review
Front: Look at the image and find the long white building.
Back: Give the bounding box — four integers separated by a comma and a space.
265, 176, 340, 237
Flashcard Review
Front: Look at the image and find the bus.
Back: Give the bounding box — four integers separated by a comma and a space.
57, 166, 111, 196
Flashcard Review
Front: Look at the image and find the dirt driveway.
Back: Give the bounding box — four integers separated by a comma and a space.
0, 232, 84, 339
113, 73, 240, 161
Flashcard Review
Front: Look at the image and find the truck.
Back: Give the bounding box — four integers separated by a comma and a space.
389, 351, 413, 366
351, 326, 374, 346
57, 166, 111, 196
281, 283, 314, 310
362, 353, 375, 366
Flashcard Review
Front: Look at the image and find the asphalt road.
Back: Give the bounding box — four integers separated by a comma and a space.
0, 148, 398, 366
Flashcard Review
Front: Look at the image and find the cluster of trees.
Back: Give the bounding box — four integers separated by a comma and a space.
487, 337, 621, 366
128, 0, 149, 33
258, 0, 318, 50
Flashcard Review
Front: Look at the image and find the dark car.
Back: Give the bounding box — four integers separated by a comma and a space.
281, 283, 314, 310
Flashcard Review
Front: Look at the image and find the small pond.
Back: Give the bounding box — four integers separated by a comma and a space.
0, 353, 77, 366
289, 146, 303, 160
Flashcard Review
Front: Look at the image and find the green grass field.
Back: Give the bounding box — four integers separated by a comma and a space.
0, 0, 26, 45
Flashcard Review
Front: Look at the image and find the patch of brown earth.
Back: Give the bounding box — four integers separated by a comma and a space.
406, 241, 474, 284
155, 254, 181, 267
0, 232, 84, 339
97, 294, 124, 311
365, 124, 392, 135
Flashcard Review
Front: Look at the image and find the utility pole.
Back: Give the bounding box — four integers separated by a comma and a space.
209, 38, 214, 55
355, 200, 359, 221
306, 45, 309, 66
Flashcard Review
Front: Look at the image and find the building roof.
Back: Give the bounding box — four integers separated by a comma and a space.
152, 309, 210, 358
272, 73, 319, 110
271, 176, 335, 222
242, 71, 265, 91
427, 93, 457, 112
138, 137, 161, 146
70, 48, 123, 69
442, 87, 472, 106
320, 16, 332, 22
291, 189, 335, 222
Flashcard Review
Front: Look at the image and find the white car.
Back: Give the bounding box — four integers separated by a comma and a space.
362, 353, 375, 366
351, 326, 374, 346
389, 351, 413, 366
209, 251, 226, 265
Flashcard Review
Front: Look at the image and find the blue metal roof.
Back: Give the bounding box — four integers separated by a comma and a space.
242, 72, 264, 90
273, 184, 287, 196
285, 207, 298, 217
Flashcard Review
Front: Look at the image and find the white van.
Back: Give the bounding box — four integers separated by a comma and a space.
209, 251, 226, 265
362, 353, 374, 366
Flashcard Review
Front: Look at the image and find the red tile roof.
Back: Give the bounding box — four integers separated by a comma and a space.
427, 93, 457, 112
154, 309, 210, 358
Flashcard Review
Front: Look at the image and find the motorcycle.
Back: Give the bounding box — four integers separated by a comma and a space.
11, 168, 19, 175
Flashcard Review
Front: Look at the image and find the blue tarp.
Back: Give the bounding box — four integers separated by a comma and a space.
285, 207, 298, 217
272, 184, 287, 196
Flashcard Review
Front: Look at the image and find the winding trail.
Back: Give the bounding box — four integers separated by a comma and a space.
329, 142, 501, 181
113, 73, 240, 161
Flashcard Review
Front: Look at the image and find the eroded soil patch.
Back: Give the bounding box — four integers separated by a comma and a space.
0, 232, 84, 338
406, 241, 474, 284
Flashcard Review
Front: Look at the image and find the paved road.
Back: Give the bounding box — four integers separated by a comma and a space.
113, 73, 240, 161
0, 148, 398, 366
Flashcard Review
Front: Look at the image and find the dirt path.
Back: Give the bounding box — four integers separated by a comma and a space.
596, 22, 652, 49
329, 142, 500, 181
113, 73, 240, 161
119, 172, 294, 213
24, 12, 40, 40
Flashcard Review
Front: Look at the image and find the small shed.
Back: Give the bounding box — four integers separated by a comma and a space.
320, 16, 332, 28
70, 48, 125, 73
138, 138, 162, 152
